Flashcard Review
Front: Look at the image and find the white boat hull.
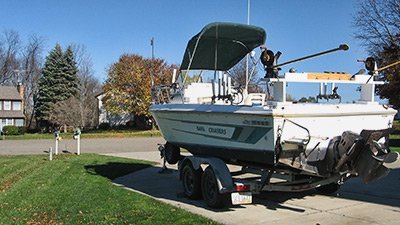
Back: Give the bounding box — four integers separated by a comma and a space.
151, 102, 396, 168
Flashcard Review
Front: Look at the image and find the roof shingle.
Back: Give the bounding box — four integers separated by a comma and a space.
0, 110, 25, 118
0, 86, 22, 100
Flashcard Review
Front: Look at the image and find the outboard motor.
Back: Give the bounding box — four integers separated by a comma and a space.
312, 128, 398, 183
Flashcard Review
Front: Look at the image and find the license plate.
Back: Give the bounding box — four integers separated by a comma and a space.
231, 192, 252, 205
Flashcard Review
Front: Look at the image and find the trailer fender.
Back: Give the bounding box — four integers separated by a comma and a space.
179, 156, 235, 193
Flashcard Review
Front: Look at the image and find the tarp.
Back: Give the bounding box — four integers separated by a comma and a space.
180, 22, 266, 71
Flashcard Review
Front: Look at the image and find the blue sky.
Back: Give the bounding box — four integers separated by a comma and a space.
0, 0, 370, 101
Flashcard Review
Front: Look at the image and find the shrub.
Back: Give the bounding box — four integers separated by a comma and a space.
98, 122, 110, 130
17, 126, 27, 135
2, 125, 19, 135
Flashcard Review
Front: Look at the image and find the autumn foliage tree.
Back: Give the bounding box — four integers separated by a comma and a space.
103, 54, 176, 129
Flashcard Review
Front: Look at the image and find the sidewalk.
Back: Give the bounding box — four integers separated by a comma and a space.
107, 151, 400, 225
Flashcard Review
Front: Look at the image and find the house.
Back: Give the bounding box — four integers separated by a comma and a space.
96, 93, 134, 127
0, 83, 25, 131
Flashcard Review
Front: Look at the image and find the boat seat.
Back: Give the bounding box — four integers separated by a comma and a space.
244, 93, 266, 106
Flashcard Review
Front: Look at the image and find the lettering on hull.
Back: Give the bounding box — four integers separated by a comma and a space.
195, 125, 231, 138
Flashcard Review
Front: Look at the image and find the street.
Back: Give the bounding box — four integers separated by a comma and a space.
0, 137, 164, 155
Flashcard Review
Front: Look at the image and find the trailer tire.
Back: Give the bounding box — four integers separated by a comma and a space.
182, 162, 203, 199
201, 166, 229, 208
165, 142, 181, 164
316, 183, 340, 195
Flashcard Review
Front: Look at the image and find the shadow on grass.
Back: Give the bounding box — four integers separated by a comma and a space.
85, 162, 151, 180
390, 138, 400, 147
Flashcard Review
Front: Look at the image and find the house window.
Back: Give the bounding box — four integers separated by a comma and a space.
4, 101, 11, 110
0, 119, 5, 131
6, 119, 13, 125
15, 119, 24, 126
12, 101, 21, 110
0, 100, 2, 110
1, 119, 14, 126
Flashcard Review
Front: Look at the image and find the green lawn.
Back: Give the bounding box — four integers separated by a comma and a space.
1, 129, 161, 140
0, 154, 217, 225
389, 134, 400, 152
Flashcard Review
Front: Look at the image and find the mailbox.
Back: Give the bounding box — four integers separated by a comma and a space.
73, 128, 81, 140
54, 131, 62, 141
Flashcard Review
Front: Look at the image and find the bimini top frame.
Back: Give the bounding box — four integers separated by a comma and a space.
180, 22, 266, 71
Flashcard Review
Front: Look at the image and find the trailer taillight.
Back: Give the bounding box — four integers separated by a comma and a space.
235, 184, 250, 192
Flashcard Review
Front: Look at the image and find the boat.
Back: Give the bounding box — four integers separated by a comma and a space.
150, 22, 399, 201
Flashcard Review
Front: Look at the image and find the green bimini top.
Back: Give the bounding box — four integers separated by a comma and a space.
180, 22, 266, 71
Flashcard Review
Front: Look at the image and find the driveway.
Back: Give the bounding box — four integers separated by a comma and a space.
112, 160, 400, 225
108, 151, 400, 225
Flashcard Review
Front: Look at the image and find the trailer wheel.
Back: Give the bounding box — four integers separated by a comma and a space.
182, 162, 203, 199
316, 183, 340, 195
201, 166, 229, 208
165, 142, 181, 164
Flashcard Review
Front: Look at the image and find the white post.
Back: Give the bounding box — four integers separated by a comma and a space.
211, 79, 216, 97
319, 83, 323, 95
172, 69, 177, 83
360, 83, 375, 102
55, 138, 59, 155
77, 135, 81, 155
223, 73, 227, 96
49, 147, 53, 161
218, 71, 222, 96
227, 76, 232, 95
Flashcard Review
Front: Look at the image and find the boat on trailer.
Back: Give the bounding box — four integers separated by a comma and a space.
150, 22, 399, 208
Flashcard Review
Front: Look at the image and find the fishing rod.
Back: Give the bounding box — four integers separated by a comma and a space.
272, 44, 349, 68
357, 57, 400, 83
261, 44, 349, 78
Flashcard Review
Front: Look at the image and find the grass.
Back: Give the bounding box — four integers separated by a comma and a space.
389, 120, 400, 152
1, 129, 161, 140
0, 154, 217, 225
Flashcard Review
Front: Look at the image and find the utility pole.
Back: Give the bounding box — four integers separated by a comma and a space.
150, 37, 155, 104
150, 37, 155, 87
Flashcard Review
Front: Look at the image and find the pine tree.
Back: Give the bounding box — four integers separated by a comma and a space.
35, 44, 80, 129
63, 46, 79, 97
35, 44, 64, 121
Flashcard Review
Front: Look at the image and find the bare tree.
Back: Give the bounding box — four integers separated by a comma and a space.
0, 31, 44, 129
49, 96, 82, 132
228, 58, 261, 93
79, 57, 101, 129
354, 0, 400, 108
71, 43, 102, 129
354, 0, 400, 53
0, 30, 20, 85
21, 35, 44, 129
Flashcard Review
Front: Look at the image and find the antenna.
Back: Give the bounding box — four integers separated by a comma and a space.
245, 0, 251, 91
